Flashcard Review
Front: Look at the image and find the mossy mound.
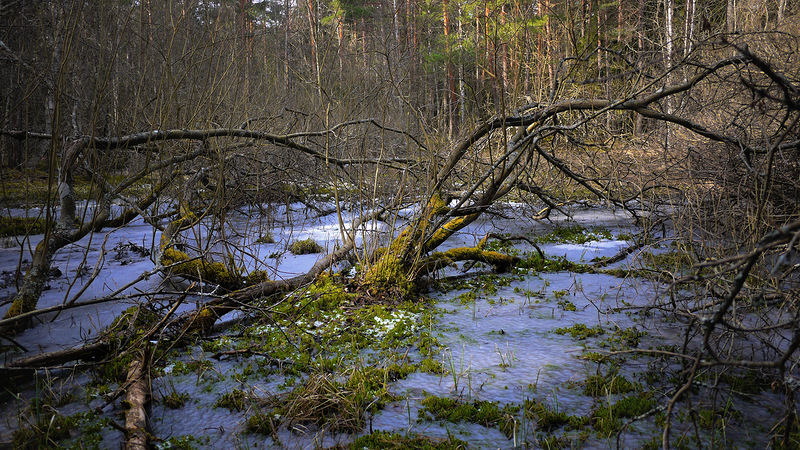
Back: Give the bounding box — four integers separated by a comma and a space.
591, 394, 656, 434
350, 430, 467, 449
289, 238, 324, 255
0, 216, 48, 238
418, 396, 520, 438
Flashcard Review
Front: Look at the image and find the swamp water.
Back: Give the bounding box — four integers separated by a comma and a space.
0, 203, 786, 448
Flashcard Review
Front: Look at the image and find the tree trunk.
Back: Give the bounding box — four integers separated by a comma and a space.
1, 138, 177, 334
124, 352, 151, 450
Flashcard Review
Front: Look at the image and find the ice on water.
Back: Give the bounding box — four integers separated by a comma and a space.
0, 202, 779, 448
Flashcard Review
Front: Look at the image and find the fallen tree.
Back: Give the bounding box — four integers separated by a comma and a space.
4, 43, 793, 339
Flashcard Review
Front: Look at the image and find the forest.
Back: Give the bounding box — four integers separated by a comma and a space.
1, 0, 799, 448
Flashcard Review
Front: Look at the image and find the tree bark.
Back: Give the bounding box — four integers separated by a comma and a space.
124, 352, 150, 450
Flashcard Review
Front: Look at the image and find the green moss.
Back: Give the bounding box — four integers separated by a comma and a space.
417, 331, 441, 357
289, 238, 324, 255
418, 396, 520, 438
162, 390, 190, 409
583, 368, 640, 397
430, 247, 520, 273
244, 269, 271, 285
0, 216, 48, 238
554, 323, 605, 340
591, 394, 656, 434
215, 389, 248, 411
536, 225, 613, 245
12, 412, 75, 448
256, 233, 275, 244
581, 352, 611, 363
713, 368, 772, 394
158, 435, 210, 449
418, 357, 446, 374
523, 398, 589, 431
349, 430, 467, 449
1, 291, 39, 330
557, 299, 577, 311
426, 215, 477, 251
245, 412, 278, 435
598, 326, 646, 350
455, 291, 477, 305
517, 254, 592, 274
363, 251, 417, 300
103, 306, 159, 346
169, 359, 214, 376
160, 248, 243, 290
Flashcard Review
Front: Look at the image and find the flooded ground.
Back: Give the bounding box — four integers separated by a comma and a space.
0, 202, 790, 448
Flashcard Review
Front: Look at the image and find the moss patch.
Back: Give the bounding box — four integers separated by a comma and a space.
0, 216, 48, 238
215, 389, 248, 411
591, 394, 656, 434
161, 248, 244, 290
289, 238, 324, 255
554, 323, 605, 340
536, 225, 613, 245
583, 368, 640, 397
349, 430, 468, 449
418, 395, 520, 438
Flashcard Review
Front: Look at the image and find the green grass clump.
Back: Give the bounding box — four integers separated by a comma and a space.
524, 398, 589, 430
245, 412, 278, 435
11, 411, 109, 448
591, 394, 656, 434
162, 390, 190, 409
418, 396, 519, 438
215, 389, 248, 411
289, 238, 324, 255
0, 216, 48, 237
583, 369, 639, 397
12, 413, 73, 448
255, 233, 275, 244
349, 430, 468, 449
270, 365, 397, 434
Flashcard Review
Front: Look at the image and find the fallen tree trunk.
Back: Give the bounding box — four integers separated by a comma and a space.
124, 351, 151, 450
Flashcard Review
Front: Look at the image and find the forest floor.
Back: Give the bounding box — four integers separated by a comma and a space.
0, 200, 788, 449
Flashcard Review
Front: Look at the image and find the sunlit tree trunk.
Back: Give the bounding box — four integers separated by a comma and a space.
458, 8, 466, 127
306, 0, 322, 102
284, 0, 292, 94
443, 0, 456, 137
684, 0, 695, 57
727, 0, 737, 32
635, 0, 645, 134
664, 0, 674, 113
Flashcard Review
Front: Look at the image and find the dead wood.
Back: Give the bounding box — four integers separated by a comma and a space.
4, 341, 109, 369
124, 351, 151, 450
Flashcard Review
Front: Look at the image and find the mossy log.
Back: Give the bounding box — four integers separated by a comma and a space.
419, 247, 520, 274
362, 194, 514, 298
